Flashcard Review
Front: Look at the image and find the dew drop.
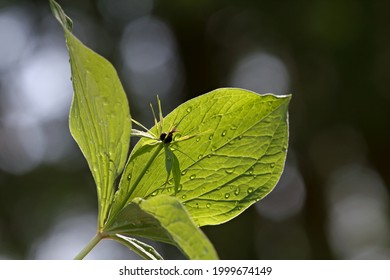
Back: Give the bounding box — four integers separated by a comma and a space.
151, 190, 159, 196
190, 174, 196, 180
182, 194, 187, 199
181, 170, 187, 176
127, 174, 132, 180
230, 125, 237, 130
224, 193, 230, 199
225, 168, 235, 174
270, 163, 275, 168
234, 187, 240, 196
246, 168, 253, 175
206, 203, 211, 208
238, 135, 243, 140
247, 187, 254, 194
196, 137, 200, 142
207, 154, 212, 158
177, 184, 183, 192
198, 154, 203, 159
209, 135, 213, 140
186, 107, 192, 113
211, 146, 217, 152
221, 130, 227, 137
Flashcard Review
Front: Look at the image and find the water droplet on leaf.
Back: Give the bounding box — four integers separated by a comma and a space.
246, 168, 253, 175
190, 174, 196, 180
225, 168, 234, 174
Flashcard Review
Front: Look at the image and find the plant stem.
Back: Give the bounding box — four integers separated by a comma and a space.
73, 232, 104, 260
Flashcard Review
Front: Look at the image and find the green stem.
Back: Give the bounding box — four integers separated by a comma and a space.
73, 233, 104, 260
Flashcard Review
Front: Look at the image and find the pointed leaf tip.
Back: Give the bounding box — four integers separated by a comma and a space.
50, 0, 73, 31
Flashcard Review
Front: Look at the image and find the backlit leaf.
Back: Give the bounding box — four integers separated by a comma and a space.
51, 0, 131, 228
115, 88, 290, 226
105, 195, 218, 260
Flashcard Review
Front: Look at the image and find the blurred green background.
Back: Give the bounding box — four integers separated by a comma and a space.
1, 0, 390, 259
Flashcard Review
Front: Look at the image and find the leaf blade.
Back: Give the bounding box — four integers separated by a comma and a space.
118, 88, 290, 226
112, 234, 163, 260
105, 195, 218, 260
51, 0, 131, 228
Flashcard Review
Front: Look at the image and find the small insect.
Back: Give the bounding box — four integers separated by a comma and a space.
159, 130, 175, 144
131, 96, 196, 194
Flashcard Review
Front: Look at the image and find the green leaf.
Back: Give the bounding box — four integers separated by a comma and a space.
115, 88, 290, 226
50, 0, 73, 31
112, 234, 163, 260
50, 0, 131, 228
105, 195, 218, 260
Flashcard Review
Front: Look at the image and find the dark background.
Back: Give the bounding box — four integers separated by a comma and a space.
1, 0, 389, 259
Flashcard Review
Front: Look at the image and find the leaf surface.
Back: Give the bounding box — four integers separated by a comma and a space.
114, 88, 290, 226
51, 0, 131, 228
105, 195, 218, 260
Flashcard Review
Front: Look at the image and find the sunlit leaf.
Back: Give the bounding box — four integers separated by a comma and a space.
115, 88, 290, 226
105, 195, 218, 260
50, 0, 131, 228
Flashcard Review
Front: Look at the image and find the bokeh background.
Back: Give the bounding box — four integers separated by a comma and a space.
1, 0, 390, 259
